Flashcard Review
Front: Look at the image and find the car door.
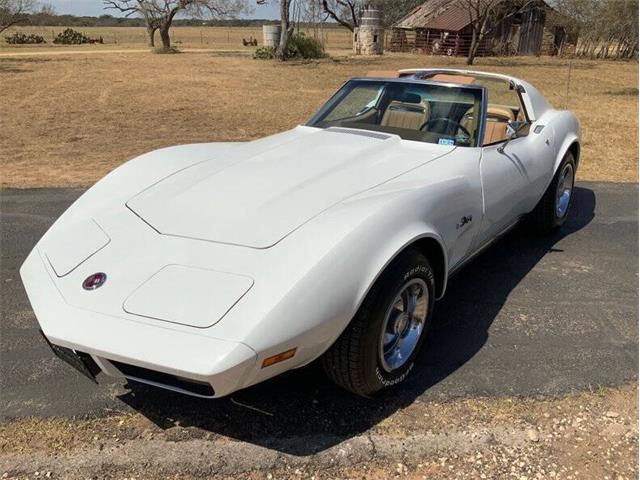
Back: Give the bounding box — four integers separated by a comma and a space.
478, 134, 537, 242
473, 79, 555, 247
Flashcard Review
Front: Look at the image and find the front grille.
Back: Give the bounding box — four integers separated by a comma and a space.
110, 360, 215, 397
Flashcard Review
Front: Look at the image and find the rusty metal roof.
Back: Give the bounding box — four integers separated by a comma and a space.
393, 0, 559, 32
393, 0, 475, 31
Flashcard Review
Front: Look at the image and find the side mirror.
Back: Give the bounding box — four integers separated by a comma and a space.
498, 120, 528, 153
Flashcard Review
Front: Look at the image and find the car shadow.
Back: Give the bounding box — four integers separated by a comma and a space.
118, 186, 596, 456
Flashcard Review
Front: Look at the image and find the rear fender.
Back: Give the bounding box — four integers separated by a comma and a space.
552, 112, 581, 174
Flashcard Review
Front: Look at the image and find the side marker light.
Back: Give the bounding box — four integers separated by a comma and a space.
261, 348, 297, 368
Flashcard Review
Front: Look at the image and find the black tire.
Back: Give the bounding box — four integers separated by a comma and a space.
526, 151, 576, 233
321, 249, 435, 396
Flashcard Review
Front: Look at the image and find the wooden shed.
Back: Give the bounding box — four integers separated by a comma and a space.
389, 0, 574, 57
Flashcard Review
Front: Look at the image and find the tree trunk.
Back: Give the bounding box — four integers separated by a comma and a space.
276, 0, 293, 61
146, 25, 156, 47
466, 15, 488, 66
159, 23, 171, 49
466, 28, 478, 65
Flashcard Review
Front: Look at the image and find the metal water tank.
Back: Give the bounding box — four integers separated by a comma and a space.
360, 6, 383, 27
263, 24, 282, 48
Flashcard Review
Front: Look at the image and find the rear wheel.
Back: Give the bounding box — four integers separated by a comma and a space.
526, 151, 576, 233
322, 249, 435, 396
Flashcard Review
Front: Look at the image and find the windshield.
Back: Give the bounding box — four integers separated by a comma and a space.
307, 80, 484, 147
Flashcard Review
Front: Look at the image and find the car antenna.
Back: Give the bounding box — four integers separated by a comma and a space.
564, 58, 573, 109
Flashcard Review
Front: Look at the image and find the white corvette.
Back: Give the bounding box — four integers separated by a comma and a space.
21, 68, 580, 398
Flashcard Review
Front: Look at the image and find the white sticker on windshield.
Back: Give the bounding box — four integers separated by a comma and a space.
438, 138, 455, 146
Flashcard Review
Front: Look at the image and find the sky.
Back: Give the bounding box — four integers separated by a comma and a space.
47, 0, 281, 18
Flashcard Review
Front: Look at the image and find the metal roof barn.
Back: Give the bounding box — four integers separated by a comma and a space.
389, 0, 574, 57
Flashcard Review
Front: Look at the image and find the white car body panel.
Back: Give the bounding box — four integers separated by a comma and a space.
126, 127, 456, 248
44, 219, 110, 277
122, 265, 254, 328
21, 69, 581, 398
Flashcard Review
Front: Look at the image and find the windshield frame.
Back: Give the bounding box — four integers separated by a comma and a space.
306, 77, 488, 148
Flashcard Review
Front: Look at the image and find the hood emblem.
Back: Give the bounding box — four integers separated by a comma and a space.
83, 272, 107, 290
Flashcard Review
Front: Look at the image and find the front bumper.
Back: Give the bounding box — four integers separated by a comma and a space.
21, 248, 258, 398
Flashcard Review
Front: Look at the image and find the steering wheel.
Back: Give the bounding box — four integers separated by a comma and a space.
420, 117, 471, 138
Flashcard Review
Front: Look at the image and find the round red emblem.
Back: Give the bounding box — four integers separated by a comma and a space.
82, 272, 107, 290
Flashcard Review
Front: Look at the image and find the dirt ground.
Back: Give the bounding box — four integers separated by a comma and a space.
1, 51, 637, 187
1, 383, 636, 479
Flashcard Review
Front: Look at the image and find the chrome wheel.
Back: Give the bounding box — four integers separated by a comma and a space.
379, 279, 429, 372
555, 163, 574, 218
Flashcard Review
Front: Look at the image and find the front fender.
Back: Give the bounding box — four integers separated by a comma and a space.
221, 188, 449, 385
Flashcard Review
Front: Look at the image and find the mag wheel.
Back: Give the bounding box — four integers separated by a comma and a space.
526, 151, 576, 233
378, 279, 429, 373
555, 162, 574, 219
322, 249, 435, 396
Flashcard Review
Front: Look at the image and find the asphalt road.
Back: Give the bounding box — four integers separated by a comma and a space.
1, 183, 637, 452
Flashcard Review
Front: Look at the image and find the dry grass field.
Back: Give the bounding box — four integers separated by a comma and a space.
0, 47, 637, 187
0, 25, 355, 51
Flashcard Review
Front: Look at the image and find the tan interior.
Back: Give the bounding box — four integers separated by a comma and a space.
381, 100, 429, 130
487, 106, 515, 122
482, 105, 515, 145
366, 72, 525, 145
483, 121, 509, 145
462, 105, 517, 146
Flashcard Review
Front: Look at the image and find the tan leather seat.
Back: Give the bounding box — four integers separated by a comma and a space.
381, 100, 429, 130
483, 121, 509, 145
483, 105, 516, 145
487, 106, 515, 122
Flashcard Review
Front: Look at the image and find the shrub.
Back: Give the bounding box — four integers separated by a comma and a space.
253, 46, 276, 60
253, 34, 325, 61
53, 28, 90, 45
288, 33, 325, 59
5, 32, 46, 44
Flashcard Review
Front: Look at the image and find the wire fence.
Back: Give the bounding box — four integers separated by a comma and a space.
387, 30, 572, 58
386, 29, 638, 60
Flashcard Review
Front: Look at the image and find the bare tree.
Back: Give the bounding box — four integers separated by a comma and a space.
319, 1, 422, 31
38, 1, 55, 15
104, 0, 248, 49
258, 0, 295, 61
275, 0, 294, 59
320, 0, 362, 31
556, 0, 638, 59
381, 0, 423, 27
456, 0, 535, 65
0, 0, 34, 34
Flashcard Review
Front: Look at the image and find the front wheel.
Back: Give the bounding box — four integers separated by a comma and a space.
526, 151, 576, 233
321, 249, 435, 396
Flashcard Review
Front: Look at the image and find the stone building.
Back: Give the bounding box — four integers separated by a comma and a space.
354, 4, 384, 55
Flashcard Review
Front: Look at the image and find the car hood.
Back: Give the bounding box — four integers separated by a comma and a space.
126, 127, 455, 249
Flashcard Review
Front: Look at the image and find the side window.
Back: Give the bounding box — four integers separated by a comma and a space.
475, 78, 528, 146
323, 85, 382, 122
